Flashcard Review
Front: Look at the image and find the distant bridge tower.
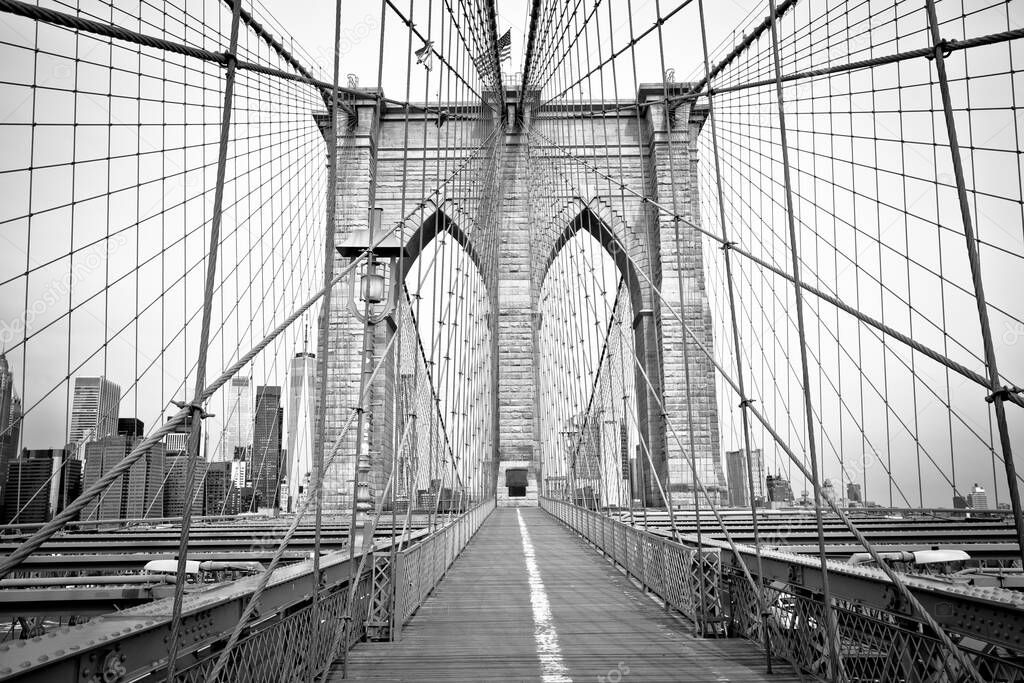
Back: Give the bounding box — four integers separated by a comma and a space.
318, 83, 722, 511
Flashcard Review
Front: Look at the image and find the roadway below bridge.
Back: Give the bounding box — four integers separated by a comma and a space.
338, 507, 799, 682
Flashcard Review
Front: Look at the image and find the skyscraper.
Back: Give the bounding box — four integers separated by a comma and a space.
0, 351, 13, 441
125, 439, 165, 519
230, 456, 248, 489
968, 483, 989, 509
0, 390, 21, 506
847, 482, 862, 504
163, 413, 194, 457
252, 385, 282, 510
767, 473, 795, 504
82, 437, 130, 521
726, 448, 765, 508
0, 353, 21, 491
68, 376, 121, 446
204, 461, 234, 515
117, 418, 145, 438
0, 448, 81, 524
82, 435, 164, 521
3, 392, 22, 461
165, 432, 188, 457
217, 375, 252, 462
286, 350, 316, 512
164, 455, 208, 517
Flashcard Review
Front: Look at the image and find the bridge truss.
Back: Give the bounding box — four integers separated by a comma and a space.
0, 0, 1022, 681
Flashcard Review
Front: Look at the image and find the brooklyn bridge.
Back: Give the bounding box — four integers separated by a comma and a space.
0, 0, 1023, 680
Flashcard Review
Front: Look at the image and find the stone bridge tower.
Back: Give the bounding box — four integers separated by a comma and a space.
319, 84, 722, 512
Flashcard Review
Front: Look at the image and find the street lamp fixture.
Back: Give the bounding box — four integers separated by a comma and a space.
338, 207, 404, 324
361, 264, 386, 304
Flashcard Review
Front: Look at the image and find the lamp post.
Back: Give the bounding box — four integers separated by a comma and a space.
602, 417, 617, 509
560, 428, 577, 503
339, 207, 401, 547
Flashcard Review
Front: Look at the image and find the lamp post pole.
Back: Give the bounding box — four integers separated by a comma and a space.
561, 428, 576, 503
349, 208, 387, 550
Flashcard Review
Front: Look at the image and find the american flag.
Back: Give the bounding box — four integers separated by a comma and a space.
414, 40, 434, 71
497, 29, 511, 62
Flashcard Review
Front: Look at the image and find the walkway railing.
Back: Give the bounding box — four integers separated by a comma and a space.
541, 497, 1024, 682
0, 499, 494, 683
367, 499, 496, 641
541, 498, 724, 630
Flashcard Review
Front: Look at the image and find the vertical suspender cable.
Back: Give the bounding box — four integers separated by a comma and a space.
696, 0, 771, 661
308, 0, 345, 677
923, 0, 1024, 568
763, 1, 844, 678
164, 1, 241, 679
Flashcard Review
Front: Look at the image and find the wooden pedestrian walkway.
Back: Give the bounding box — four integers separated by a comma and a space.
337, 507, 800, 682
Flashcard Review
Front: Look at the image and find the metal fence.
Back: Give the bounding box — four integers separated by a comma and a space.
541, 497, 1024, 682
386, 499, 496, 639
541, 498, 723, 631
360, 499, 495, 643
169, 499, 494, 680
171, 569, 374, 683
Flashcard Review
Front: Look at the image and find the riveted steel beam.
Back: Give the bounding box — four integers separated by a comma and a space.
0, 528, 429, 682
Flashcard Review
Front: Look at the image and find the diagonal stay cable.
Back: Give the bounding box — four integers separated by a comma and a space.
165, 2, 243, 677
550, 160, 985, 681
527, 127, 1024, 409
206, 326, 402, 683
0, 128, 498, 580
0, 0, 477, 121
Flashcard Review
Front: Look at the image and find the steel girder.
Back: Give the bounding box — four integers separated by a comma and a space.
691, 533, 1024, 654
0, 528, 429, 682
0, 586, 178, 618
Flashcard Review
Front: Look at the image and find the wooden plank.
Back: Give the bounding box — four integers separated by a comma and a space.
337, 508, 801, 682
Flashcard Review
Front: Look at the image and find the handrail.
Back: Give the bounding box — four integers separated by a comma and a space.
540, 497, 1024, 681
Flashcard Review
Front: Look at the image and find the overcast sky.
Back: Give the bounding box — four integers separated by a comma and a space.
1, 0, 1022, 508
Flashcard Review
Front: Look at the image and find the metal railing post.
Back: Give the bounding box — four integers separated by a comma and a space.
661, 538, 670, 613
393, 551, 405, 641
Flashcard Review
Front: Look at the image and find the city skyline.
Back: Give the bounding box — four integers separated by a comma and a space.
0, 347, 1016, 512
0, 349, 298, 522
0, 367, 1007, 521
